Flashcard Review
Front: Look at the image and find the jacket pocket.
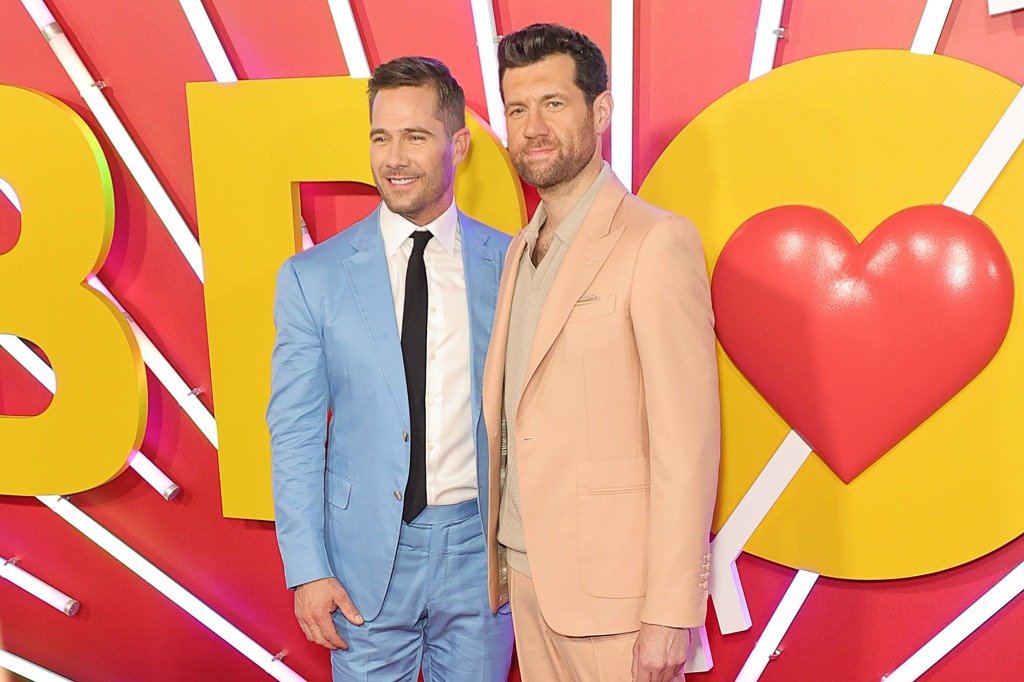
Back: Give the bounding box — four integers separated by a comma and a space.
567, 294, 616, 323
325, 470, 353, 510
576, 458, 649, 598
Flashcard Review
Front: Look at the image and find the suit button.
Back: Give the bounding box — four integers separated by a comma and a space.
394, 491, 403, 501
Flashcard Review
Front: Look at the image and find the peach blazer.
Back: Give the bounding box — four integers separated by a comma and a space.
484, 175, 721, 636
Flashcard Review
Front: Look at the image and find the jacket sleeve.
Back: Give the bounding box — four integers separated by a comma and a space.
267, 258, 334, 589
631, 215, 721, 628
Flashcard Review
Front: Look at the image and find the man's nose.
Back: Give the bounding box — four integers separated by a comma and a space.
523, 109, 549, 138
385, 140, 410, 166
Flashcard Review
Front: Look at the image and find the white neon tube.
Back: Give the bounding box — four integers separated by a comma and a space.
0, 334, 183, 498
326, 0, 371, 78
127, 451, 181, 500
0, 649, 73, 682
86, 276, 219, 448
0, 177, 21, 211
735, 570, 818, 682
989, 0, 1024, 14
0, 334, 56, 393
178, 0, 238, 83
37, 495, 306, 681
944, 85, 1024, 215
0, 555, 79, 615
609, 0, 634, 190
710, 430, 813, 633
300, 220, 314, 251
469, 0, 507, 144
19, 0, 205, 282
750, 0, 786, 80
911, 0, 955, 56
883, 560, 1024, 681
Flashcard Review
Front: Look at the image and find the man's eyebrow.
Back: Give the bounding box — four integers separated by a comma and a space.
504, 92, 567, 107
369, 126, 434, 137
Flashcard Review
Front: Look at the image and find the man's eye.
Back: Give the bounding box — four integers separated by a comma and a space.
547, 101, 563, 110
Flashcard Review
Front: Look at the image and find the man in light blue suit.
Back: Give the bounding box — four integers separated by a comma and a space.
267, 56, 514, 681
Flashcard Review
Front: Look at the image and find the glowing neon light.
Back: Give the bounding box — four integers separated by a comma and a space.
178, 0, 238, 83
710, 430, 813, 633
0, 334, 183, 498
735, 570, 819, 682
0, 334, 55, 393
326, 0, 371, 78
86, 277, 219, 448
19, 0, 205, 281
911, 0, 954, 55
749, 0, 786, 80
0, 555, 79, 615
882, 560, 1024, 681
989, 0, 1024, 14
469, 0, 507, 144
944, 85, 1024, 215
609, 0, 634, 190
37, 495, 305, 681
0, 177, 21, 211
0, 649, 72, 682
128, 451, 181, 500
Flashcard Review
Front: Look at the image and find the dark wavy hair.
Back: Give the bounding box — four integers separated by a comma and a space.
498, 23, 608, 105
367, 56, 466, 135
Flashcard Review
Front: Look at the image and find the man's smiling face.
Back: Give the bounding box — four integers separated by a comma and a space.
369, 85, 467, 226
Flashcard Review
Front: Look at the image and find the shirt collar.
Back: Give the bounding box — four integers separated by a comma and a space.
524, 161, 612, 249
379, 200, 459, 257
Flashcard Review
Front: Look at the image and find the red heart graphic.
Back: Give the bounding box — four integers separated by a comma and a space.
711, 205, 1014, 483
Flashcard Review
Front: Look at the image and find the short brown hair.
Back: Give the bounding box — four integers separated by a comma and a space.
498, 24, 608, 105
367, 56, 466, 135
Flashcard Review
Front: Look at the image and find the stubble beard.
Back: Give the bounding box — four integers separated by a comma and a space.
512, 127, 597, 191
373, 151, 454, 225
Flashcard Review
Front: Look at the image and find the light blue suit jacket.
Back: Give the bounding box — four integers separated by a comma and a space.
267, 206, 510, 621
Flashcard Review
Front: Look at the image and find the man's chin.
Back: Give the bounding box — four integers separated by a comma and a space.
517, 169, 563, 190
381, 195, 417, 215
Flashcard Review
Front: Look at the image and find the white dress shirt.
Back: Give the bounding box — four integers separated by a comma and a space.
379, 201, 476, 506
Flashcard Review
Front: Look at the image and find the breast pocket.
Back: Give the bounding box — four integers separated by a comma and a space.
576, 457, 649, 598
567, 294, 616, 323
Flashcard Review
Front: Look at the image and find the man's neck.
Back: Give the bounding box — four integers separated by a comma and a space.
537, 153, 604, 232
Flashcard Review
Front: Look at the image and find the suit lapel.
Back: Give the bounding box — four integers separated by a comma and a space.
483, 231, 527, 428
522, 177, 628, 391
483, 228, 525, 539
461, 215, 503, 432
341, 210, 409, 426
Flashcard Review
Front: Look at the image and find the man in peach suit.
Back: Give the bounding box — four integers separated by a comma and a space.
483, 24, 721, 681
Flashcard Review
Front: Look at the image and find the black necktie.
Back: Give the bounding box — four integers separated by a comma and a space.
401, 230, 433, 522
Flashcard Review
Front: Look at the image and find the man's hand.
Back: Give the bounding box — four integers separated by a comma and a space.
294, 577, 364, 650
631, 622, 691, 682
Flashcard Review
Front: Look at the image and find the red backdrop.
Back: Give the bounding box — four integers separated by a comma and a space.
1, 1, 1023, 680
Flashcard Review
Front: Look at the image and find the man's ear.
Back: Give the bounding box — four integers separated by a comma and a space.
451, 126, 471, 165
592, 90, 613, 135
